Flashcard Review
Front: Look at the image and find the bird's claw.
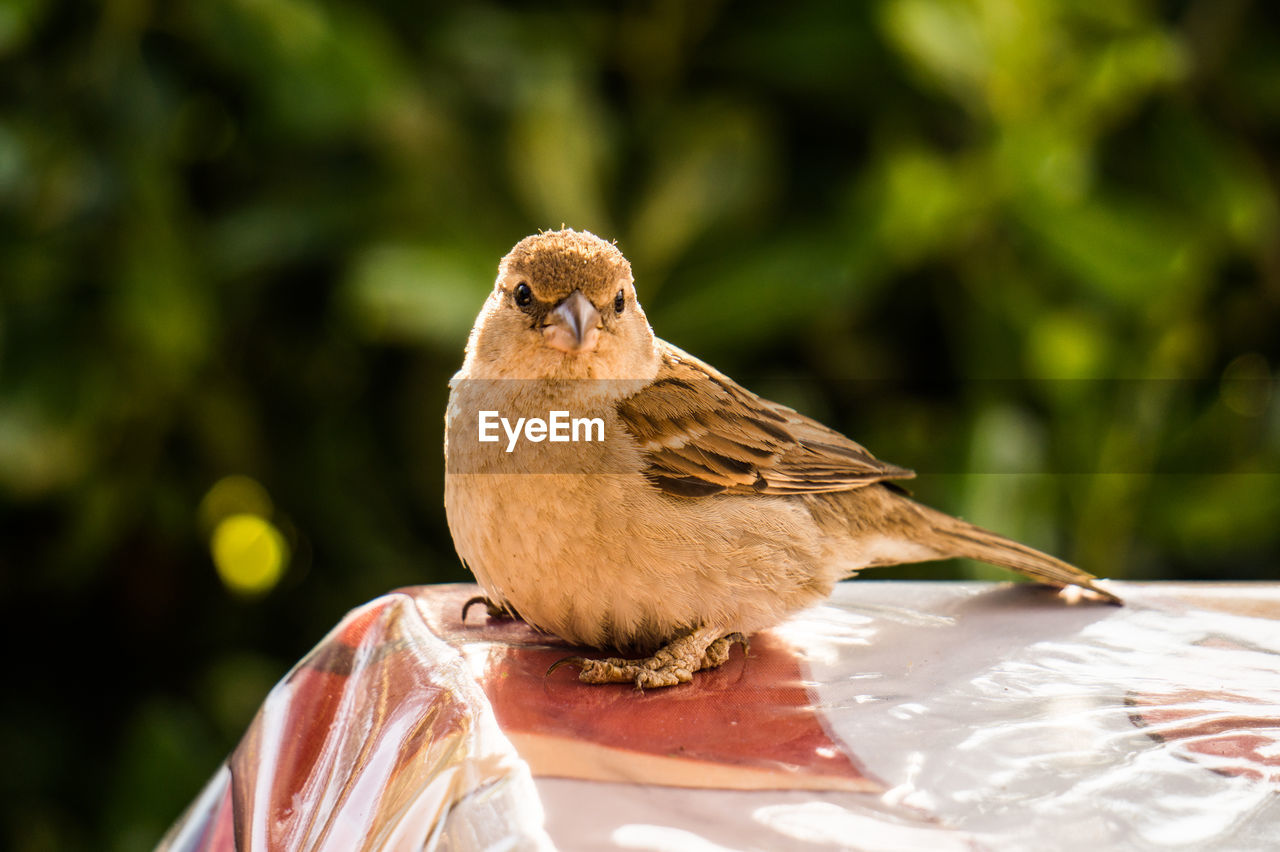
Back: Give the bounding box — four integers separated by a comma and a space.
546, 656, 587, 677
723, 631, 750, 657
461, 595, 511, 622
546, 630, 750, 689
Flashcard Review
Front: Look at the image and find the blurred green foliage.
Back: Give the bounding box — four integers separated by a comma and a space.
2, 1, 1278, 848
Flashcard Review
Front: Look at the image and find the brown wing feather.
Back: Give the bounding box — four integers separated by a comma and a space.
617, 342, 915, 497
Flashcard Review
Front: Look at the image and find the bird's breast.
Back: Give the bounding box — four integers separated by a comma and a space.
443, 385, 839, 650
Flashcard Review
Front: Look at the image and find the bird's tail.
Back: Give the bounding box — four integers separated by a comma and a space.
912, 501, 1123, 605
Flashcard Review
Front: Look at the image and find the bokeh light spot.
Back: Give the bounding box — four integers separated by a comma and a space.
1027, 312, 1109, 380
198, 474, 274, 533
211, 514, 288, 596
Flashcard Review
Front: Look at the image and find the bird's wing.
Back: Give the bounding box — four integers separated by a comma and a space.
616, 342, 915, 497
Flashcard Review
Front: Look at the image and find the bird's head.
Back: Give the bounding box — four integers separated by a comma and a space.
462, 229, 660, 381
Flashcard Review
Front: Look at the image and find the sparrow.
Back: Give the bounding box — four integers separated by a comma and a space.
445, 229, 1120, 689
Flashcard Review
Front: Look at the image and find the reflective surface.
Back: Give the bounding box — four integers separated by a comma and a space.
786, 583, 1280, 850
161, 582, 1280, 850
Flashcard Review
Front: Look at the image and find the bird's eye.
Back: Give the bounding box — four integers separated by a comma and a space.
514, 282, 533, 308
614, 289, 625, 314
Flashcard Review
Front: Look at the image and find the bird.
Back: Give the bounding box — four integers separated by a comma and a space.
444, 228, 1120, 689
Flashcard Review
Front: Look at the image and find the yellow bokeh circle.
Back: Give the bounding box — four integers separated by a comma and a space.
198, 475, 275, 534
211, 513, 288, 596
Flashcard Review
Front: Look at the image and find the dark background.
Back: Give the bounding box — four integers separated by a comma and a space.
2, 1, 1278, 848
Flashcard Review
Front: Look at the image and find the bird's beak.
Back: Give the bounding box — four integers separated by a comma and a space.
543, 291, 601, 354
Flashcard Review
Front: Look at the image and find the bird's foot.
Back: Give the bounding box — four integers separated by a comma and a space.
549, 627, 748, 689
461, 595, 514, 622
